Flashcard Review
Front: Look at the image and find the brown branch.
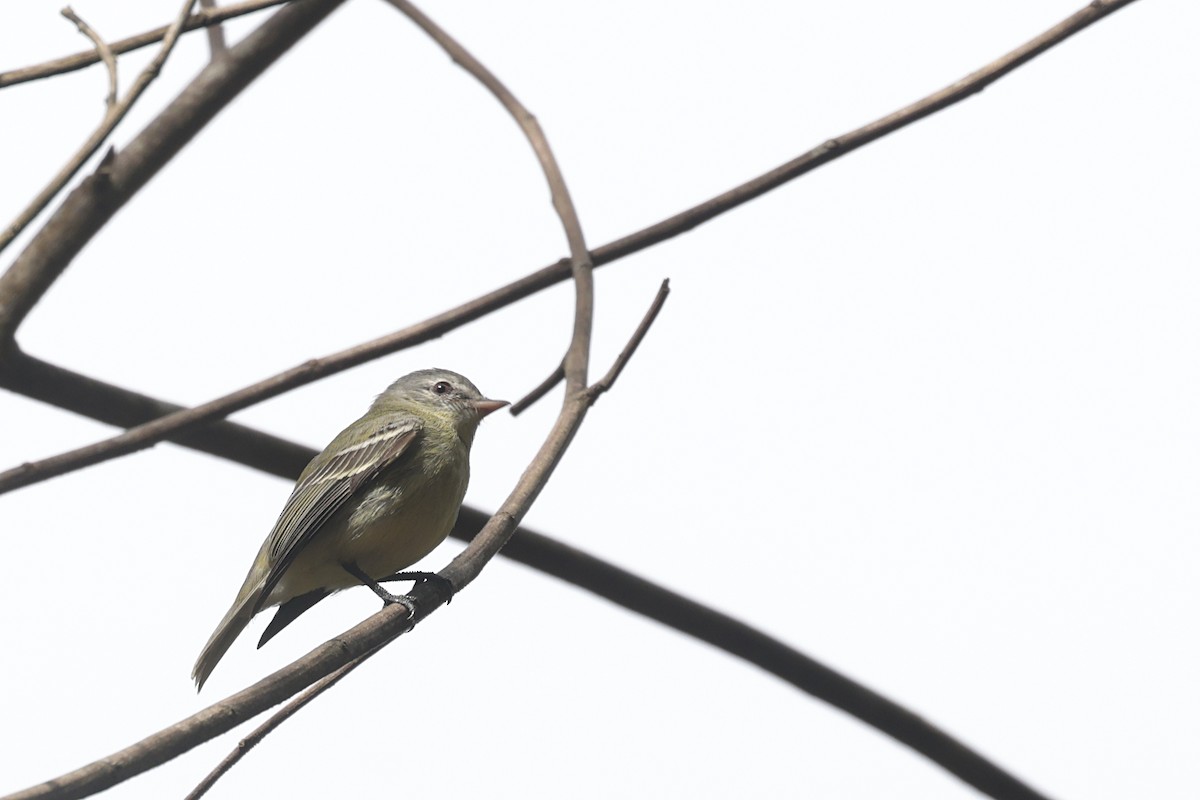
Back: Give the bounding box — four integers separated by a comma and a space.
587, 278, 670, 402
60, 7, 117, 110
377, 0, 601, 596
183, 658, 366, 800
0, 0, 199, 261
0, 0, 291, 89
0, 0, 348, 346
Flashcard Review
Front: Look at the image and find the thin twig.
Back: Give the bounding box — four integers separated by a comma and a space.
509, 360, 564, 417
587, 278, 670, 402
0, 0, 198, 261
60, 7, 117, 110
0, 0, 347, 347
0, 0, 289, 89
183, 658, 366, 800
197, 0, 230, 61
513, 278, 668, 415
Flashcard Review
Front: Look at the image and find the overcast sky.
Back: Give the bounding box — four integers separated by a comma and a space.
1, 1, 1198, 798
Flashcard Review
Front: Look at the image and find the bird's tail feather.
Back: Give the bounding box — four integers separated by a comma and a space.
192, 584, 262, 691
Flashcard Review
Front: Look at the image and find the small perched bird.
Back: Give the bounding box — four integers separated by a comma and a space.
192, 368, 507, 690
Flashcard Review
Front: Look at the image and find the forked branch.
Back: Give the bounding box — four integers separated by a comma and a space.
0, 0, 199, 260
0, 0, 291, 89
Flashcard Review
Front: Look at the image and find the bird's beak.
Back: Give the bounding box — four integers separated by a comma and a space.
473, 398, 510, 418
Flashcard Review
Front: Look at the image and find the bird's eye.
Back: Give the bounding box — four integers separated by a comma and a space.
432, 381, 452, 395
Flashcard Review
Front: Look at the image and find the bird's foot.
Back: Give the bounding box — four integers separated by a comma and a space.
377, 570, 455, 605
342, 562, 417, 619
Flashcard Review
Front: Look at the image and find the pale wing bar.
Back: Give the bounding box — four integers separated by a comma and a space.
253, 419, 420, 612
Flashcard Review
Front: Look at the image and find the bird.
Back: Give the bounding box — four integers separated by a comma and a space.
192, 368, 507, 690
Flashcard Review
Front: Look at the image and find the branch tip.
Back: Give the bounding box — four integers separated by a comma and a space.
510, 361, 565, 416
588, 278, 670, 402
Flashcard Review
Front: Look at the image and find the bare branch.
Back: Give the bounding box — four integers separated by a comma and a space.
506, 277, 667, 416
8, 3, 615, 797
587, 278, 670, 402
183, 658, 366, 800
197, 0, 230, 62
0, 0, 1139, 490
60, 7, 117, 109
0, 0, 348, 345
0, 0, 290, 89
382, 0, 594, 392
509, 360, 564, 417
0, 0, 199, 261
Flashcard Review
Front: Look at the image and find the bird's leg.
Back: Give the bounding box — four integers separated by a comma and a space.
377, 570, 455, 605
342, 561, 416, 618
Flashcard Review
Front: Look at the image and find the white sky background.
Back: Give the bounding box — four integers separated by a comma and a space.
1, 1, 1197, 798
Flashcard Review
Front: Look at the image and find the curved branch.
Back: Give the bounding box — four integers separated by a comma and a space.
382, 0, 593, 391
377, 0, 599, 595
0, 0, 1140, 490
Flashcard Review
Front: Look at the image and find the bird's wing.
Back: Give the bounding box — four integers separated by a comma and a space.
253, 417, 421, 612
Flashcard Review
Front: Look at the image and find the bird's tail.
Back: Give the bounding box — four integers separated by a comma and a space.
192, 583, 263, 691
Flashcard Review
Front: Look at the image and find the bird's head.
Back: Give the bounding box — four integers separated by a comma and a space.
376, 368, 508, 443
